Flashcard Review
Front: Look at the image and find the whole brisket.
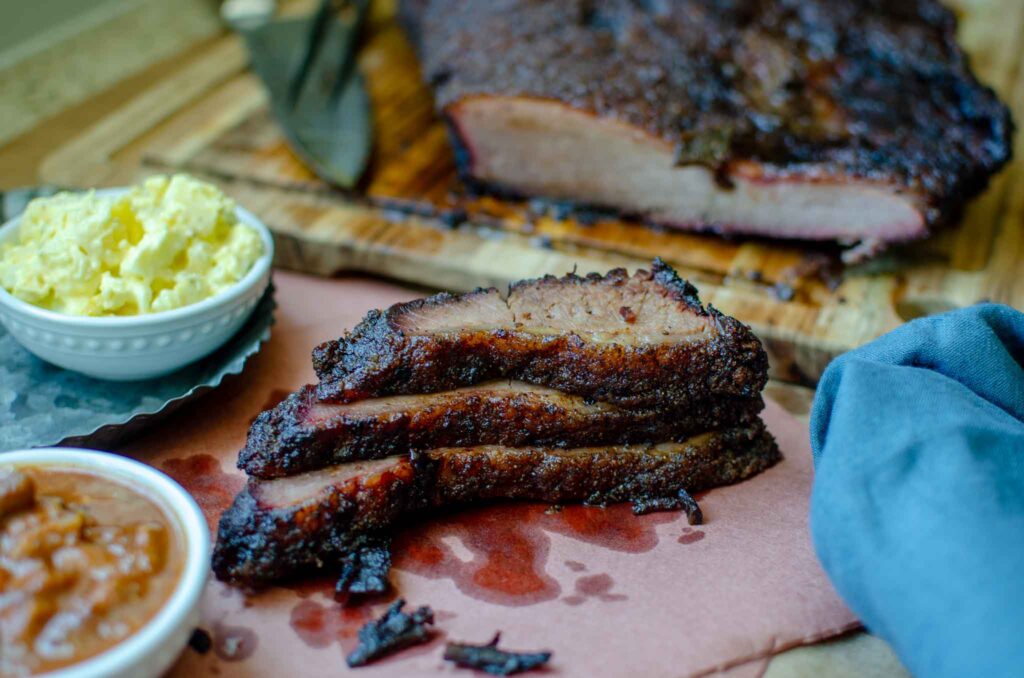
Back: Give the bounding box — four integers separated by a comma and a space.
402, 0, 1012, 255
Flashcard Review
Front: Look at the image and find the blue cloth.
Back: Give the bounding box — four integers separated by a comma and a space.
810, 304, 1024, 678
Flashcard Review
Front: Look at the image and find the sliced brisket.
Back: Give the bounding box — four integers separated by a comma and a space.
241, 380, 764, 478
217, 261, 779, 591
313, 259, 767, 407
213, 423, 780, 587
402, 0, 1012, 254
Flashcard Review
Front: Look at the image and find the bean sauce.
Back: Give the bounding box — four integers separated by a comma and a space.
0, 466, 183, 676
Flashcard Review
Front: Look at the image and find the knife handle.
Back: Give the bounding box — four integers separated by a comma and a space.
221, 0, 277, 30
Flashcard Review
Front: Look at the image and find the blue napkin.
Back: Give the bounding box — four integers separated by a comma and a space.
810, 303, 1024, 678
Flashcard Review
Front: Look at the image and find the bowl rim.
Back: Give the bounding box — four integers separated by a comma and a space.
0, 447, 210, 678
0, 185, 275, 327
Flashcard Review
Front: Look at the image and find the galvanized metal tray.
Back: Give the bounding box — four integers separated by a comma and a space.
0, 284, 275, 451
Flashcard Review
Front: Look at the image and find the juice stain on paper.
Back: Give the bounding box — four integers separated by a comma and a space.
161, 454, 245, 531
392, 502, 679, 606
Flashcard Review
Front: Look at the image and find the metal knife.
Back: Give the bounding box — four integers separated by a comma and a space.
222, 0, 372, 189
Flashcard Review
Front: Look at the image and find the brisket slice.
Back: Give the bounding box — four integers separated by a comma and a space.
313, 259, 767, 407
213, 422, 780, 587
402, 0, 1012, 254
241, 380, 764, 478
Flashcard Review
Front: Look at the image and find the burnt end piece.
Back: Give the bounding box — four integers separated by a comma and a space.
335, 533, 392, 602
239, 381, 764, 479
345, 599, 435, 667
444, 633, 552, 676
313, 260, 767, 409
212, 423, 779, 587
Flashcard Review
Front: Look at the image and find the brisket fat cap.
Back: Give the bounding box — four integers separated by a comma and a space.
213, 422, 781, 588
403, 0, 1013, 249
312, 259, 767, 407
240, 381, 765, 479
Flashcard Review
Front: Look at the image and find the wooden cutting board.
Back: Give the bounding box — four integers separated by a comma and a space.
36, 0, 1024, 384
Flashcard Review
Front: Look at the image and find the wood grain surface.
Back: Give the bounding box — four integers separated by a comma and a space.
33, 0, 1024, 384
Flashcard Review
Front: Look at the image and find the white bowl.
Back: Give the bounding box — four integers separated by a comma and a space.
0, 447, 210, 678
0, 188, 274, 380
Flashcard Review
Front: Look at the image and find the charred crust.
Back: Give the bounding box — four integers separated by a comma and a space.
238, 387, 324, 477
503, 265, 634, 296
346, 600, 435, 667
335, 533, 393, 603
443, 115, 478, 187
649, 257, 705, 313
443, 633, 552, 675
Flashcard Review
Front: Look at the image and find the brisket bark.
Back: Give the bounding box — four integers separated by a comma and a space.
313, 259, 767, 407
241, 380, 763, 478
217, 262, 778, 590
402, 0, 1012, 254
213, 423, 780, 587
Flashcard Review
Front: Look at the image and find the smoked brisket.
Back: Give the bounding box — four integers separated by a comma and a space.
215, 261, 779, 590
402, 0, 1012, 254
313, 259, 767, 407
241, 381, 764, 478
213, 423, 780, 587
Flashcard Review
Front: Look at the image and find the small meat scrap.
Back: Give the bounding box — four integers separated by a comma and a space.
188, 628, 212, 655
675, 487, 703, 525
444, 633, 552, 675
345, 599, 435, 667
618, 306, 637, 323
631, 488, 704, 525
335, 534, 392, 603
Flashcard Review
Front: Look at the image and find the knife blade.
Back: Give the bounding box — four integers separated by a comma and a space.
228, 3, 372, 189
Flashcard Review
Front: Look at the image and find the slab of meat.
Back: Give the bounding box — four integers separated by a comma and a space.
213, 423, 780, 587
313, 259, 767, 407
241, 380, 764, 478
401, 0, 1012, 255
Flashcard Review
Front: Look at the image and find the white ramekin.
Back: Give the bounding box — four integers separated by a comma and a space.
0, 447, 210, 678
0, 187, 274, 380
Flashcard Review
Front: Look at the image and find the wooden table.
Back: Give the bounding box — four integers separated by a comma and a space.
0, 1, 939, 675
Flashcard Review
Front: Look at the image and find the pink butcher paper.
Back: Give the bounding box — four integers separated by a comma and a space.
119, 270, 858, 678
